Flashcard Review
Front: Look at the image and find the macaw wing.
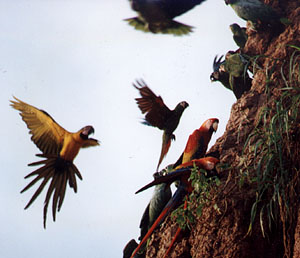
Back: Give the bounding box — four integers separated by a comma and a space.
124, 17, 150, 33
162, 0, 206, 18
139, 203, 150, 240
10, 97, 66, 155
134, 80, 172, 129
182, 130, 206, 163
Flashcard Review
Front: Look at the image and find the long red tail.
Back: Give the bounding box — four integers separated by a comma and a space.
130, 187, 186, 258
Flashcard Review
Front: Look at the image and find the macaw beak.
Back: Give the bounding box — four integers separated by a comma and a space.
80, 125, 95, 139
180, 101, 189, 109
210, 72, 218, 82
212, 121, 218, 132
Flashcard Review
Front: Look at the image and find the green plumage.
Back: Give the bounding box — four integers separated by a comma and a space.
230, 23, 248, 48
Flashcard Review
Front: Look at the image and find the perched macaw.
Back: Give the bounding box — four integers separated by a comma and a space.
210, 52, 252, 99
225, 0, 287, 30
173, 118, 219, 168
134, 79, 189, 171
230, 23, 248, 49
139, 166, 172, 241
210, 55, 231, 90
125, 0, 206, 35
132, 165, 173, 257
137, 157, 220, 194
131, 157, 219, 258
10, 97, 99, 228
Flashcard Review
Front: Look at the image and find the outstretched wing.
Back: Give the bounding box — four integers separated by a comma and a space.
134, 79, 172, 130
10, 96, 67, 155
163, 0, 206, 19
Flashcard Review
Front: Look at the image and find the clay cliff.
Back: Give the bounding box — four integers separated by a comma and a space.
145, 1, 300, 257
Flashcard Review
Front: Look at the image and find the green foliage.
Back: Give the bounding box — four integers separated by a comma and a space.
241, 47, 300, 237
171, 165, 221, 230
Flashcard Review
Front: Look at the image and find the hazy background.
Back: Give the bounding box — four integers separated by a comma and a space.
1, 1, 245, 257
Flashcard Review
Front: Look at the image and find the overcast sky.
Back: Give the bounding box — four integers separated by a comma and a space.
1, 1, 245, 257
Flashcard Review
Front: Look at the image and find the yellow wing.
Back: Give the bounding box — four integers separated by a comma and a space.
10, 96, 67, 155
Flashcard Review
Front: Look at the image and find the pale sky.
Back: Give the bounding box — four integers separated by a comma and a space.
1, 1, 245, 257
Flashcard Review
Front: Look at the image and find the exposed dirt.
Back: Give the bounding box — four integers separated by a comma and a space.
144, 1, 300, 257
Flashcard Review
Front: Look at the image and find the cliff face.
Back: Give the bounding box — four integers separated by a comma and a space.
145, 1, 300, 257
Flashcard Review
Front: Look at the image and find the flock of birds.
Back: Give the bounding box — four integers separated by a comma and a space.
10, 0, 290, 257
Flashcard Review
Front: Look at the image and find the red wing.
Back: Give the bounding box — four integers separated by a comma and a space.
134, 79, 172, 129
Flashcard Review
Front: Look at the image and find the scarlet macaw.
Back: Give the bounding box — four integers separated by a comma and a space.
173, 118, 219, 168
134, 79, 189, 171
10, 97, 99, 228
125, 0, 206, 35
130, 157, 219, 258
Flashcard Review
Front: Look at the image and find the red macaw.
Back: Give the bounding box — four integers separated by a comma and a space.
131, 157, 219, 258
10, 97, 99, 228
134, 79, 189, 171
174, 118, 219, 167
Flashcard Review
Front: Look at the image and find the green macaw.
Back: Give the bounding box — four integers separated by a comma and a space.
134, 79, 189, 171
225, 0, 289, 30
230, 23, 248, 49
210, 52, 252, 99
125, 0, 206, 35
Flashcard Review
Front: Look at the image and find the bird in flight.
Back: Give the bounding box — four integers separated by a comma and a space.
134, 79, 189, 171
10, 96, 99, 228
125, 0, 207, 35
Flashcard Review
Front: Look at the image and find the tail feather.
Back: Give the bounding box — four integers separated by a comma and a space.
135, 167, 191, 194
58, 171, 68, 212
156, 133, 172, 171
21, 154, 82, 228
130, 187, 186, 258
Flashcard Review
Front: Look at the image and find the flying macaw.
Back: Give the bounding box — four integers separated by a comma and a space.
134, 79, 189, 171
173, 118, 219, 168
225, 0, 288, 30
131, 157, 220, 258
10, 97, 99, 228
210, 52, 252, 99
125, 0, 206, 35
230, 23, 248, 49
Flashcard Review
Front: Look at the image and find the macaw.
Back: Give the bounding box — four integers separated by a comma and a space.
125, 0, 206, 35
10, 97, 99, 228
230, 23, 248, 49
134, 79, 189, 171
210, 52, 252, 99
132, 165, 173, 257
225, 0, 288, 30
139, 166, 172, 241
131, 157, 219, 258
173, 118, 219, 168
210, 55, 231, 90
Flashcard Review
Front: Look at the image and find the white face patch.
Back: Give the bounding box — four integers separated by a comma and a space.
212, 121, 218, 132
205, 161, 215, 170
